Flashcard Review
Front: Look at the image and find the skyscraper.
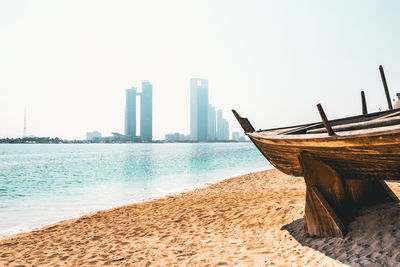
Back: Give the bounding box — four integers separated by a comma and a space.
207, 104, 216, 141
190, 78, 209, 141
140, 81, 153, 141
216, 109, 230, 141
217, 109, 224, 141
223, 119, 229, 140
125, 87, 137, 137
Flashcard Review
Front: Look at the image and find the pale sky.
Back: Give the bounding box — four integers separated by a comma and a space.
1, 0, 400, 140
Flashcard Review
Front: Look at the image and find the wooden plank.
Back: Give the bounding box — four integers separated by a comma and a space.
278, 123, 322, 135
249, 125, 400, 143
255, 104, 400, 134
307, 113, 400, 134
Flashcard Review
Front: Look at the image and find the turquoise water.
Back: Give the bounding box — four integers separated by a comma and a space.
0, 143, 270, 237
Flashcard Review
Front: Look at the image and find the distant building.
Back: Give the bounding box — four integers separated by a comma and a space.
223, 119, 229, 140
86, 131, 101, 141
125, 87, 137, 137
165, 132, 186, 142
232, 131, 240, 141
217, 109, 224, 140
216, 109, 230, 141
208, 104, 216, 141
111, 132, 125, 142
90, 132, 131, 143
124, 81, 153, 142
190, 78, 209, 141
140, 81, 153, 141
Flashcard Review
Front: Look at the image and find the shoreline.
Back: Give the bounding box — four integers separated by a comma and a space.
0, 140, 252, 144
1, 169, 400, 265
0, 166, 271, 239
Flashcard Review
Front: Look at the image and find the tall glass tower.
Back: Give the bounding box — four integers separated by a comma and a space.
223, 119, 229, 140
140, 81, 153, 141
190, 78, 208, 141
125, 87, 137, 137
208, 104, 216, 141
217, 109, 224, 140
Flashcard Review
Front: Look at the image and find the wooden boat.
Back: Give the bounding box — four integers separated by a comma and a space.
233, 66, 400, 237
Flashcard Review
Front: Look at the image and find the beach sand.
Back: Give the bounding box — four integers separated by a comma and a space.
1, 169, 400, 266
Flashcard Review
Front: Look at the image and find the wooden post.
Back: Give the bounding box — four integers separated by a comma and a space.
299, 152, 399, 237
317, 104, 335, 136
299, 153, 347, 237
379, 65, 393, 110
361, 91, 368, 115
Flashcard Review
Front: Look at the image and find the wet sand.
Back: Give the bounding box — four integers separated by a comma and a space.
1, 169, 400, 266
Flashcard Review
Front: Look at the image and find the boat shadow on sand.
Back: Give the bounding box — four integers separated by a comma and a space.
281, 202, 400, 266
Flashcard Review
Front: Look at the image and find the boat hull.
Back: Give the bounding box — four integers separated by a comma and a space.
249, 129, 400, 180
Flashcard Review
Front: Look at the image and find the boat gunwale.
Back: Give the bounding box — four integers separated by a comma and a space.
253, 108, 400, 134
248, 124, 400, 144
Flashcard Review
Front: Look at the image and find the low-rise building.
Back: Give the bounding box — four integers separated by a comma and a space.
165, 133, 189, 142
86, 131, 101, 141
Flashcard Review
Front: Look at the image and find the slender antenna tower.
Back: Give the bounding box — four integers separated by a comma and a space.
23, 106, 27, 137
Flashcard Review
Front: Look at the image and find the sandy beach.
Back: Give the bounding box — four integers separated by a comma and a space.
1, 168, 400, 266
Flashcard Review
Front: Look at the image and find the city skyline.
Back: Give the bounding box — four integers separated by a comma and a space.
86, 77, 235, 142
1, 1, 400, 140
8, 76, 237, 140
89, 77, 234, 142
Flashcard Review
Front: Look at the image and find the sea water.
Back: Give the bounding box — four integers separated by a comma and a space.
0, 143, 270, 237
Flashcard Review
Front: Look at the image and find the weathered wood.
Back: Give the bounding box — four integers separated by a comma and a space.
252, 108, 400, 135
279, 123, 322, 135
361, 91, 367, 115
254, 138, 400, 179
232, 110, 255, 133
242, 106, 400, 178
345, 179, 399, 206
298, 152, 398, 237
379, 65, 393, 110
317, 104, 335, 136
304, 186, 347, 237
307, 112, 400, 134
299, 152, 347, 237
